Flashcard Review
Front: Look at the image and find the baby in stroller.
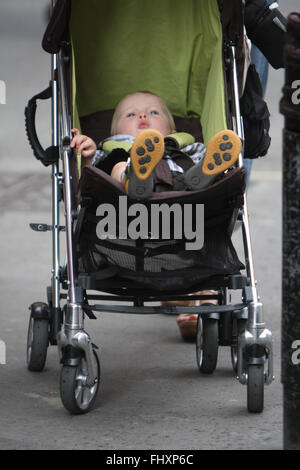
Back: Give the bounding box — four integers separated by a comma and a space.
71, 91, 242, 339
24, 0, 275, 415
71, 91, 241, 199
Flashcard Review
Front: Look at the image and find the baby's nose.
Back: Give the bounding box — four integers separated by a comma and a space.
139, 112, 148, 120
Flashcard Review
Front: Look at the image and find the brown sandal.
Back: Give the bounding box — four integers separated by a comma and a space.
124, 129, 164, 199
176, 314, 198, 340
174, 290, 218, 340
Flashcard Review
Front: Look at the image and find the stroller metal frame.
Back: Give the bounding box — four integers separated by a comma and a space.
53, 47, 99, 386
25, 0, 274, 415
228, 44, 273, 386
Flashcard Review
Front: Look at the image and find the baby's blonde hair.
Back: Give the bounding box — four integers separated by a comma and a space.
110, 91, 176, 136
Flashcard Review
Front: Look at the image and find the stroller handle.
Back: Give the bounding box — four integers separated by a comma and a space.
25, 86, 59, 166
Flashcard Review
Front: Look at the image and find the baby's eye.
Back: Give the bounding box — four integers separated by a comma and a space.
126, 112, 135, 118
150, 110, 159, 115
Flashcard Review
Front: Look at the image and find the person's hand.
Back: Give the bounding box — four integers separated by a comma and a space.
70, 128, 97, 158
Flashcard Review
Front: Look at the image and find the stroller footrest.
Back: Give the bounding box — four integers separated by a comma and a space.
84, 302, 246, 316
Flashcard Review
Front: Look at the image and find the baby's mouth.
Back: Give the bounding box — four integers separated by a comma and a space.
138, 121, 149, 129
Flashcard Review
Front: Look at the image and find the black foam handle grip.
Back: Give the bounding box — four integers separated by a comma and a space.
25, 86, 53, 166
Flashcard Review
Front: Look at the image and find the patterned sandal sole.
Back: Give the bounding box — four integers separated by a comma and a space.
202, 130, 241, 175
131, 129, 164, 179
128, 129, 165, 199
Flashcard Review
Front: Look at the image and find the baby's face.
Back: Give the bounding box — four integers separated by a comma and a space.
114, 93, 173, 137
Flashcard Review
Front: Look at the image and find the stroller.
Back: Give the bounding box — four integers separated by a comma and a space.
25, 0, 274, 415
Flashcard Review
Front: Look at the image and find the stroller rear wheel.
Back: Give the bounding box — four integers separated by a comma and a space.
247, 364, 264, 413
196, 316, 219, 374
60, 349, 100, 414
27, 316, 49, 372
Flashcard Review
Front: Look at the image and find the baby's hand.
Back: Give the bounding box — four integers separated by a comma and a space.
70, 128, 97, 158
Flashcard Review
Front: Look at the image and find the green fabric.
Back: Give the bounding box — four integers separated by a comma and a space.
102, 140, 132, 152
166, 132, 196, 148
102, 132, 195, 153
70, 0, 227, 146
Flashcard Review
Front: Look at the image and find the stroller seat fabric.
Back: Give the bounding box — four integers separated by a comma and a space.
70, 0, 229, 145
69, 0, 246, 293
78, 166, 246, 292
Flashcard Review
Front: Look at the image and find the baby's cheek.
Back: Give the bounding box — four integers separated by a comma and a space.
118, 120, 136, 135
156, 119, 172, 136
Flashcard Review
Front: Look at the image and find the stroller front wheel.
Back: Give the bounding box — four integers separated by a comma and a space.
247, 364, 264, 413
27, 316, 49, 372
196, 316, 218, 374
60, 350, 100, 414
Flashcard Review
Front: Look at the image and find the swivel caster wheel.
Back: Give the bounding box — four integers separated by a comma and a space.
247, 364, 264, 413
60, 349, 100, 414
196, 316, 219, 374
27, 313, 49, 372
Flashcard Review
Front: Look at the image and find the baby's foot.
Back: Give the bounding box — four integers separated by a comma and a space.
124, 129, 165, 199
184, 130, 241, 191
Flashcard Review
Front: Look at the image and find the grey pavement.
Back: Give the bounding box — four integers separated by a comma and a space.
0, 0, 297, 450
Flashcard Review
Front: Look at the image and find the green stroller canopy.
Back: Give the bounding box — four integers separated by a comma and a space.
70, 0, 228, 145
